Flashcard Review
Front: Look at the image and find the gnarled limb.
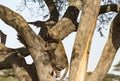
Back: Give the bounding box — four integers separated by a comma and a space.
48, 4, 120, 41
47, 0, 84, 41
29, 4, 120, 42
28, 0, 69, 80
0, 5, 55, 81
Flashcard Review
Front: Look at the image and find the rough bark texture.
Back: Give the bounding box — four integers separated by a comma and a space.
12, 52, 33, 81
29, 0, 69, 79
69, 0, 100, 81
0, 5, 55, 81
86, 4, 120, 81
0, 0, 85, 80
1, 1, 120, 81
87, 13, 120, 81
0, 44, 35, 81
47, 0, 84, 40
99, 4, 119, 14
28, 0, 84, 80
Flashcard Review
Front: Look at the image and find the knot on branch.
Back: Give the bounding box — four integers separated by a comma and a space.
47, 29, 60, 43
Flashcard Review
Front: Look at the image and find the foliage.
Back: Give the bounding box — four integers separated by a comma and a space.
103, 74, 120, 81
1, 71, 120, 81
0, 69, 18, 81
114, 61, 120, 71
0, 76, 18, 81
87, 72, 120, 81
17, 0, 69, 19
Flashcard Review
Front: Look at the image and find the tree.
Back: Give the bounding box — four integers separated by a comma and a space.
0, 0, 120, 81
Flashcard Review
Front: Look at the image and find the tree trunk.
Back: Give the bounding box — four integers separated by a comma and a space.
69, 0, 100, 81
1, 1, 120, 81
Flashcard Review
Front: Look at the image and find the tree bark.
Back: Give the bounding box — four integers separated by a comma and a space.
29, 0, 69, 80
28, 0, 84, 80
69, 0, 100, 81
47, 0, 84, 41
0, 44, 39, 81
11, 52, 33, 81
87, 13, 120, 81
29, 4, 120, 41
1, 1, 120, 81
0, 5, 55, 81
99, 4, 119, 14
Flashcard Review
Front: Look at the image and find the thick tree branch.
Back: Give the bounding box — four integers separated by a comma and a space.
0, 5, 45, 51
0, 46, 38, 81
28, 0, 59, 28
1, 2, 119, 81
27, 1, 85, 79
10, 47, 30, 57
28, 1, 69, 80
46, 3, 118, 42
29, 4, 120, 42
87, 13, 120, 81
44, 0, 59, 22
0, 44, 38, 81
48, 4, 120, 41
0, 5, 55, 81
11, 52, 33, 81
28, 0, 59, 42
85, 4, 120, 81
99, 4, 119, 14
47, 0, 84, 41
